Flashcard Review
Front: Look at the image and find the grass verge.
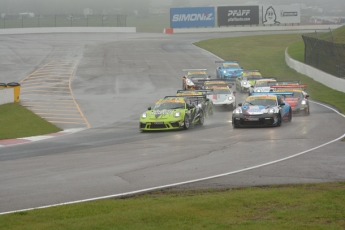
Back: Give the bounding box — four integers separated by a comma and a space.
1, 182, 345, 229
0, 103, 61, 139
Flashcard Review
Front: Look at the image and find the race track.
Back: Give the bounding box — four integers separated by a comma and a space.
0, 31, 344, 213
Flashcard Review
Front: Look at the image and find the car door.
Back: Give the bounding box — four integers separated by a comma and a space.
277, 96, 289, 118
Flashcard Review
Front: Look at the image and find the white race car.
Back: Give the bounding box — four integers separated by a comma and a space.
206, 86, 236, 110
249, 78, 277, 96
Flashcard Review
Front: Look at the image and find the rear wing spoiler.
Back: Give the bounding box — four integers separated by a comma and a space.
176, 89, 213, 94
242, 69, 260, 73
268, 80, 300, 86
270, 84, 307, 89
198, 79, 235, 84
258, 77, 277, 80
246, 77, 262, 81
215, 60, 238, 63
252, 92, 294, 96
164, 96, 207, 101
182, 69, 207, 72
198, 79, 235, 88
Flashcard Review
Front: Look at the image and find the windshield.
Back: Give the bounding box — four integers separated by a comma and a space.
243, 75, 262, 80
213, 89, 231, 94
244, 98, 277, 106
255, 81, 275, 87
189, 74, 207, 79
222, 63, 239, 68
283, 92, 304, 99
153, 102, 185, 110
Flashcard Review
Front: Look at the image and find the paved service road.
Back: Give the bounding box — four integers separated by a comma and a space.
0, 32, 344, 213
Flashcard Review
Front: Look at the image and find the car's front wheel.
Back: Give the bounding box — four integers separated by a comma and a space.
198, 111, 204, 125
183, 115, 190, 130
208, 106, 214, 116
305, 106, 310, 116
288, 109, 292, 122
276, 113, 282, 127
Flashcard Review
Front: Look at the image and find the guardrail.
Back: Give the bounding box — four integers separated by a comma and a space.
164, 24, 342, 33
0, 14, 127, 28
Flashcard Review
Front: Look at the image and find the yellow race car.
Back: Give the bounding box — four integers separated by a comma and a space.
182, 69, 211, 90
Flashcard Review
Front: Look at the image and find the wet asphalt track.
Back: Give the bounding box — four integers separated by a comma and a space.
0, 31, 344, 213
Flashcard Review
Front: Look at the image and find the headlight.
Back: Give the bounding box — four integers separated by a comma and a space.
197, 104, 203, 108
268, 108, 275, 114
186, 79, 194, 85
141, 113, 147, 118
301, 100, 307, 105
243, 82, 247, 85
223, 70, 226, 73
174, 112, 180, 118
228, 96, 233, 101
256, 89, 261, 92
234, 108, 242, 114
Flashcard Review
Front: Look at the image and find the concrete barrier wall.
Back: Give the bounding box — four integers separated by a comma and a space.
0, 88, 14, 105
285, 48, 345, 93
164, 25, 342, 34
0, 27, 136, 35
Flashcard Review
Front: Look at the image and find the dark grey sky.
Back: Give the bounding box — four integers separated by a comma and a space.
0, 0, 343, 15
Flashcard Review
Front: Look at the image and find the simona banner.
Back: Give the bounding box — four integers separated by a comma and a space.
170, 7, 215, 28
262, 5, 301, 25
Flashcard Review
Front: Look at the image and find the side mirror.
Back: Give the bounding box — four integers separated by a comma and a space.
238, 103, 242, 106
250, 85, 254, 88
209, 75, 211, 78
306, 95, 310, 98
233, 92, 236, 97
279, 102, 285, 106
148, 107, 151, 110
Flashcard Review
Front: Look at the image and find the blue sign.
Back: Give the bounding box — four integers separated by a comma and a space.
170, 7, 215, 28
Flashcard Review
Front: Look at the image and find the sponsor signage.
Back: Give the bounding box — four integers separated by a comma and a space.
262, 5, 300, 25
170, 7, 215, 28
217, 5, 259, 26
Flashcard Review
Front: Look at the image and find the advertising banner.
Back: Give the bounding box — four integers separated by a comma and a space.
217, 5, 259, 26
170, 7, 215, 28
262, 5, 301, 25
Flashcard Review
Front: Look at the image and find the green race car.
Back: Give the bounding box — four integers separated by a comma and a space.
140, 97, 204, 131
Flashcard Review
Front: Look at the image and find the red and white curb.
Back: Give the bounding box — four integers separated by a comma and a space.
0, 128, 86, 147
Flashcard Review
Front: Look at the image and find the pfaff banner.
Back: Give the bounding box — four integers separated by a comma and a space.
170, 7, 215, 28
217, 6, 259, 26
262, 5, 301, 25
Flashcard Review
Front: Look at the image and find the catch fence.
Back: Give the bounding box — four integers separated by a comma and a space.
302, 29, 345, 78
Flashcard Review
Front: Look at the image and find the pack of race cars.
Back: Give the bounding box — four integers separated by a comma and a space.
140, 61, 310, 131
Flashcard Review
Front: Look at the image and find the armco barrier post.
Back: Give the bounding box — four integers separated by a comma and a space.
6, 82, 21, 102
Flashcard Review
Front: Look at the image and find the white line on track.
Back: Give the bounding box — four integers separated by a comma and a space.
0, 101, 344, 215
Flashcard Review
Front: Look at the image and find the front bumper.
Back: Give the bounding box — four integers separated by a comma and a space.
291, 105, 309, 115
185, 85, 196, 90
140, 120, 184, 131
240, 84, 251, 91
213, 100, 235, 106
232, 113, 279, 127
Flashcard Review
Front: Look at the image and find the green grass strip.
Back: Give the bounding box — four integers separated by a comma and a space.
1, 183, 345, 229
0, 103, 61, 140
